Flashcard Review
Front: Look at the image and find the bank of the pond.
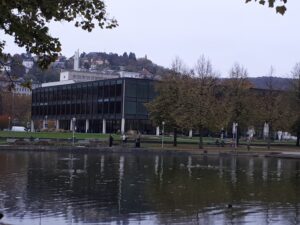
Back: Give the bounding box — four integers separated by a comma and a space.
0, 144, 300, 159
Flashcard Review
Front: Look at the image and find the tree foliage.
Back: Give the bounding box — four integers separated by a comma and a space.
175, 56, 218, 148
0, 0, 117, 69
145, 57, 187, 146
147, 59, 299, 147
289, 63, 300, 146
246, 0, 288, 15
223, 63, 253, 132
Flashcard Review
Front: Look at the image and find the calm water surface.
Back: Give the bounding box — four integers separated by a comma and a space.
1, 151, 300, 225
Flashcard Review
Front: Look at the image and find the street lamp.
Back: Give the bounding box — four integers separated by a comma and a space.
72, 117, 76, 146
162, 121, 165, 148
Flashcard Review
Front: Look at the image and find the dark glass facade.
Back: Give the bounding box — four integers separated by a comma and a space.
31, 78, 156, 133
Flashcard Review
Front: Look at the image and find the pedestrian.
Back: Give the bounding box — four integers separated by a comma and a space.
122, 133, 127, 144
135, 134, 141, 148
109, 134, 113, 147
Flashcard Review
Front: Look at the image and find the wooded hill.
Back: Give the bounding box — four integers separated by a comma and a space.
1, 52, 293, 90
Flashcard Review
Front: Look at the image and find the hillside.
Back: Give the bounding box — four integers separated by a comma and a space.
248, 76, 292, 90
0, 52, 294, 90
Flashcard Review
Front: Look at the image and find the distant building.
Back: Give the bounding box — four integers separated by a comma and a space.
74, 50, 80, 71
0, 75, 41, 95
31, 77, 156, 134
42, 68, 153, 87
0, 65, 11, 72
60, 70, 119, 82
22, 59, 34, 73
41, 80, 75, 88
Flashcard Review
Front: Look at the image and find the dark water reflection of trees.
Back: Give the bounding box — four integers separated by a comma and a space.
1, 151, 300, 224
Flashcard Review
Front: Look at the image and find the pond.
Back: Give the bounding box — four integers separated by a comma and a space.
0, 151, 300, 225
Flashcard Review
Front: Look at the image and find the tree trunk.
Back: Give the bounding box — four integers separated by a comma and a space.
198, 127, 203, 149
267, 125, 272, 150
173, 127, 177, 147
267, 137, 271, 150
236, 126, 240, 146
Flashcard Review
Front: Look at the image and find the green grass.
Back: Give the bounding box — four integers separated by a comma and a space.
0, 131, 297, 147
0, 131, 116, 140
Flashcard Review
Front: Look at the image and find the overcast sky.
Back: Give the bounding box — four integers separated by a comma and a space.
2, 0, 300, 77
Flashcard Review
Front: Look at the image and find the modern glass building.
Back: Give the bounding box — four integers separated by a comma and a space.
31, 78, 156, 134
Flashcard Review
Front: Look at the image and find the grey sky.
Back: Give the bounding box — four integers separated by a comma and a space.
2, 0, 300, 77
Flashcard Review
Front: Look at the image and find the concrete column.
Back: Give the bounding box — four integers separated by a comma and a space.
85, 119, 89, 133
42, 119, 46, 129
30, 120, 34, 132
156, 126, 160, 136
121, 118, 125, 134
70, 120, 73, 131
189, 129, 193, 138
102, 119, 106, 134
56, 120, 60, 131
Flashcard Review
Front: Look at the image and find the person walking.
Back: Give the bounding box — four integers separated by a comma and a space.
109, 134, 113, 147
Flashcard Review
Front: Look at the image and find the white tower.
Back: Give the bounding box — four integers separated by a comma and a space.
74, 50, 79, 71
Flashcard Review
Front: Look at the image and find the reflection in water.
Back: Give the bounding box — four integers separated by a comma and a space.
154, 155, 159, 176
231, 157, 237, 184
1, 151, 300, 224
160, 156, 163, 183
263, 158, 268, 181
247, 157, 254, 182
219, 157, 223, 178
118, 156, 124, 213
100, 155, 105, 175
277, 159, 282, 179
187, 156, 192, 177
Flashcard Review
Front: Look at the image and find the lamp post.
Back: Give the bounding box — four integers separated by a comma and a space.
162, 121, 165, 148
72, 117, 76, 146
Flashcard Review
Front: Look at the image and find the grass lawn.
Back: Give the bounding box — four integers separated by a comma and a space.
0, 131, 115, 140
0, 131, 297, 147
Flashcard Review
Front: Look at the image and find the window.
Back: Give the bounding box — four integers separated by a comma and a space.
115, 101, 121, 114
109, 84, 115, 97
98, 85, 103, 98
125, 101, 136, 115
103, 102, 109, 114
109, 102, 115, 114
97, 102, 103, 114
126, 82, 136, 97
137, 82, 148, 99
137, 102, 147, 115
116, 84, 122, 97
104, 85, 109, 98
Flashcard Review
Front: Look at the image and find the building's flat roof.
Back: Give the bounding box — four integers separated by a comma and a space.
35, 77, 155, 91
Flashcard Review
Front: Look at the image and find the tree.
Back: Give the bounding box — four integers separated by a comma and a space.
223, 63, 253, 145
255, 67, 291, 149
0, 91, 31, 126
175, 56, 218, 149
290, 63, 300, 146
146, 57, 187, 147
27, 64, 59, 83
245, 0, 288, 15
10, 54, 26, 77
0, 0, 117, 69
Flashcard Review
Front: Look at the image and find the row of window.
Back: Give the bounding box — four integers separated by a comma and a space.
32, 79, 156, 104
32, 100, 149, 117
32, 101, 122, 116
33, 83, 123, 103
32, 79, 155, 118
